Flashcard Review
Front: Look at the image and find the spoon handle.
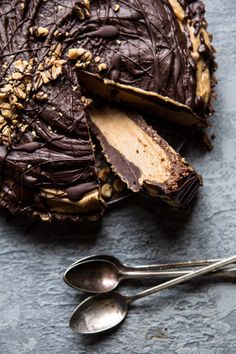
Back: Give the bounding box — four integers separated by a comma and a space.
128, 255, 236, 303
122, 268, 236, 279
125, 258, 223, 271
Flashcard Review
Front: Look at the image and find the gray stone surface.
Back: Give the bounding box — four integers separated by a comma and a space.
0, 1, 236, 353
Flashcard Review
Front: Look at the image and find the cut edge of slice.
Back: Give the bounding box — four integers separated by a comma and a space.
87, 103, 202, 208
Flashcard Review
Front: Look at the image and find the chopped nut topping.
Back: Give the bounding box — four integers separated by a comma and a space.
83, 51, 92, 61
0, 103, 11, 110
1, 107, 13, 119
40, 215, 50, 222
41, 71, 51, 84
1, 84, 12, 94
19, 2, 25, 10
113, 4, 120, 12
84, 0, 90, 11
77, 48, 86, 56
13, 86, 26, 100
101, 183, 112, 198
113, 179, 125, 193
95, 56, 101, 63
81, 96, 93, 107
14, 59, 33, 74
191, 52, 200, 61
98, 63, 108, 72
0, 116, 5, 124
51, 65, 63, 79
54, 59, 67, 67
52, 43, 62, 58
29, 26, 49, 38
33, 91, 48, 101
9, 94, 18, 106
54, 29, 63, 39
74, 49, 92, 69
76, 7, 85, 20
14, 102, 24, 110
11, 72, 23, 80
98, 167, 110, 182
37, 63, 45, 71
67, 48, 81, 60
0, 92, 8, 99
33, 45, 66, 90
74, 0, 91, 20
0, 57, 34, 142
1, 126, 12, 146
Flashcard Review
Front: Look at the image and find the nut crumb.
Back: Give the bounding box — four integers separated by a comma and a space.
113, 4, 120, 12
33, 91, 48, 101
113, 179, 125, 193
98, 167, 110, 182
98, 63, 107, 72
101, 183, 112, 198
67, 48, 80, 60
29, 26, 49, 38
81, 96, 93, 107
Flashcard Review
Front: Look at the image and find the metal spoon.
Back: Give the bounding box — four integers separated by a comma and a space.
64, 256, 236, 293
69, 255, 236, 334
65, 254, 224, 271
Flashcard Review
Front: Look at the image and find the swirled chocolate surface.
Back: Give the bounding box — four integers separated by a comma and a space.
30, 0, 215, 125
0, 0, 104, 221
0, 0, 213, 220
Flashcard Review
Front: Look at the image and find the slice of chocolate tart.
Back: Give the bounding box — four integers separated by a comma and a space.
27, 0, 216, 127
88, 103, 202, 208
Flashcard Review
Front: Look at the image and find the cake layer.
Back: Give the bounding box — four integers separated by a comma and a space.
88, 104, 201, 208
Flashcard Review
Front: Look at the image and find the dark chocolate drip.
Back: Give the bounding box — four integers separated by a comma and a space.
110, 53, 121, 81
65, 181, 99, 202
13, 142, 42, 153
87, 25, 119, 38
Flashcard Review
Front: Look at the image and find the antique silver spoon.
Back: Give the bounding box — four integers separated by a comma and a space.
69, 255, 236, 335
64, 255, 236, 293
65, 254, 223, 271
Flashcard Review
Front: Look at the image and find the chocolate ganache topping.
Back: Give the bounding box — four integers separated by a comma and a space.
0, 0, 105, 221
0, 0, 215, 221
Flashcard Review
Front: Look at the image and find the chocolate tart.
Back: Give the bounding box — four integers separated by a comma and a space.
0, 0, 214, 221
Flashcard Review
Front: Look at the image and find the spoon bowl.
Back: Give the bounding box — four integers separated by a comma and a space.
66, 254, 125, 271
70, 292, 128, 335
64, 260, 120, 293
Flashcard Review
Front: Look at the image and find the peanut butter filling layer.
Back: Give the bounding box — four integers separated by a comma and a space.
168, 0, 214, 104
89, 106, 172, 190
40, 188, 102, 215
88, 104, 200, 204
78, 71, 201, 127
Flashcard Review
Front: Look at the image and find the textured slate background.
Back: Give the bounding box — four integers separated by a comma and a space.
0, 1, 236, 353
